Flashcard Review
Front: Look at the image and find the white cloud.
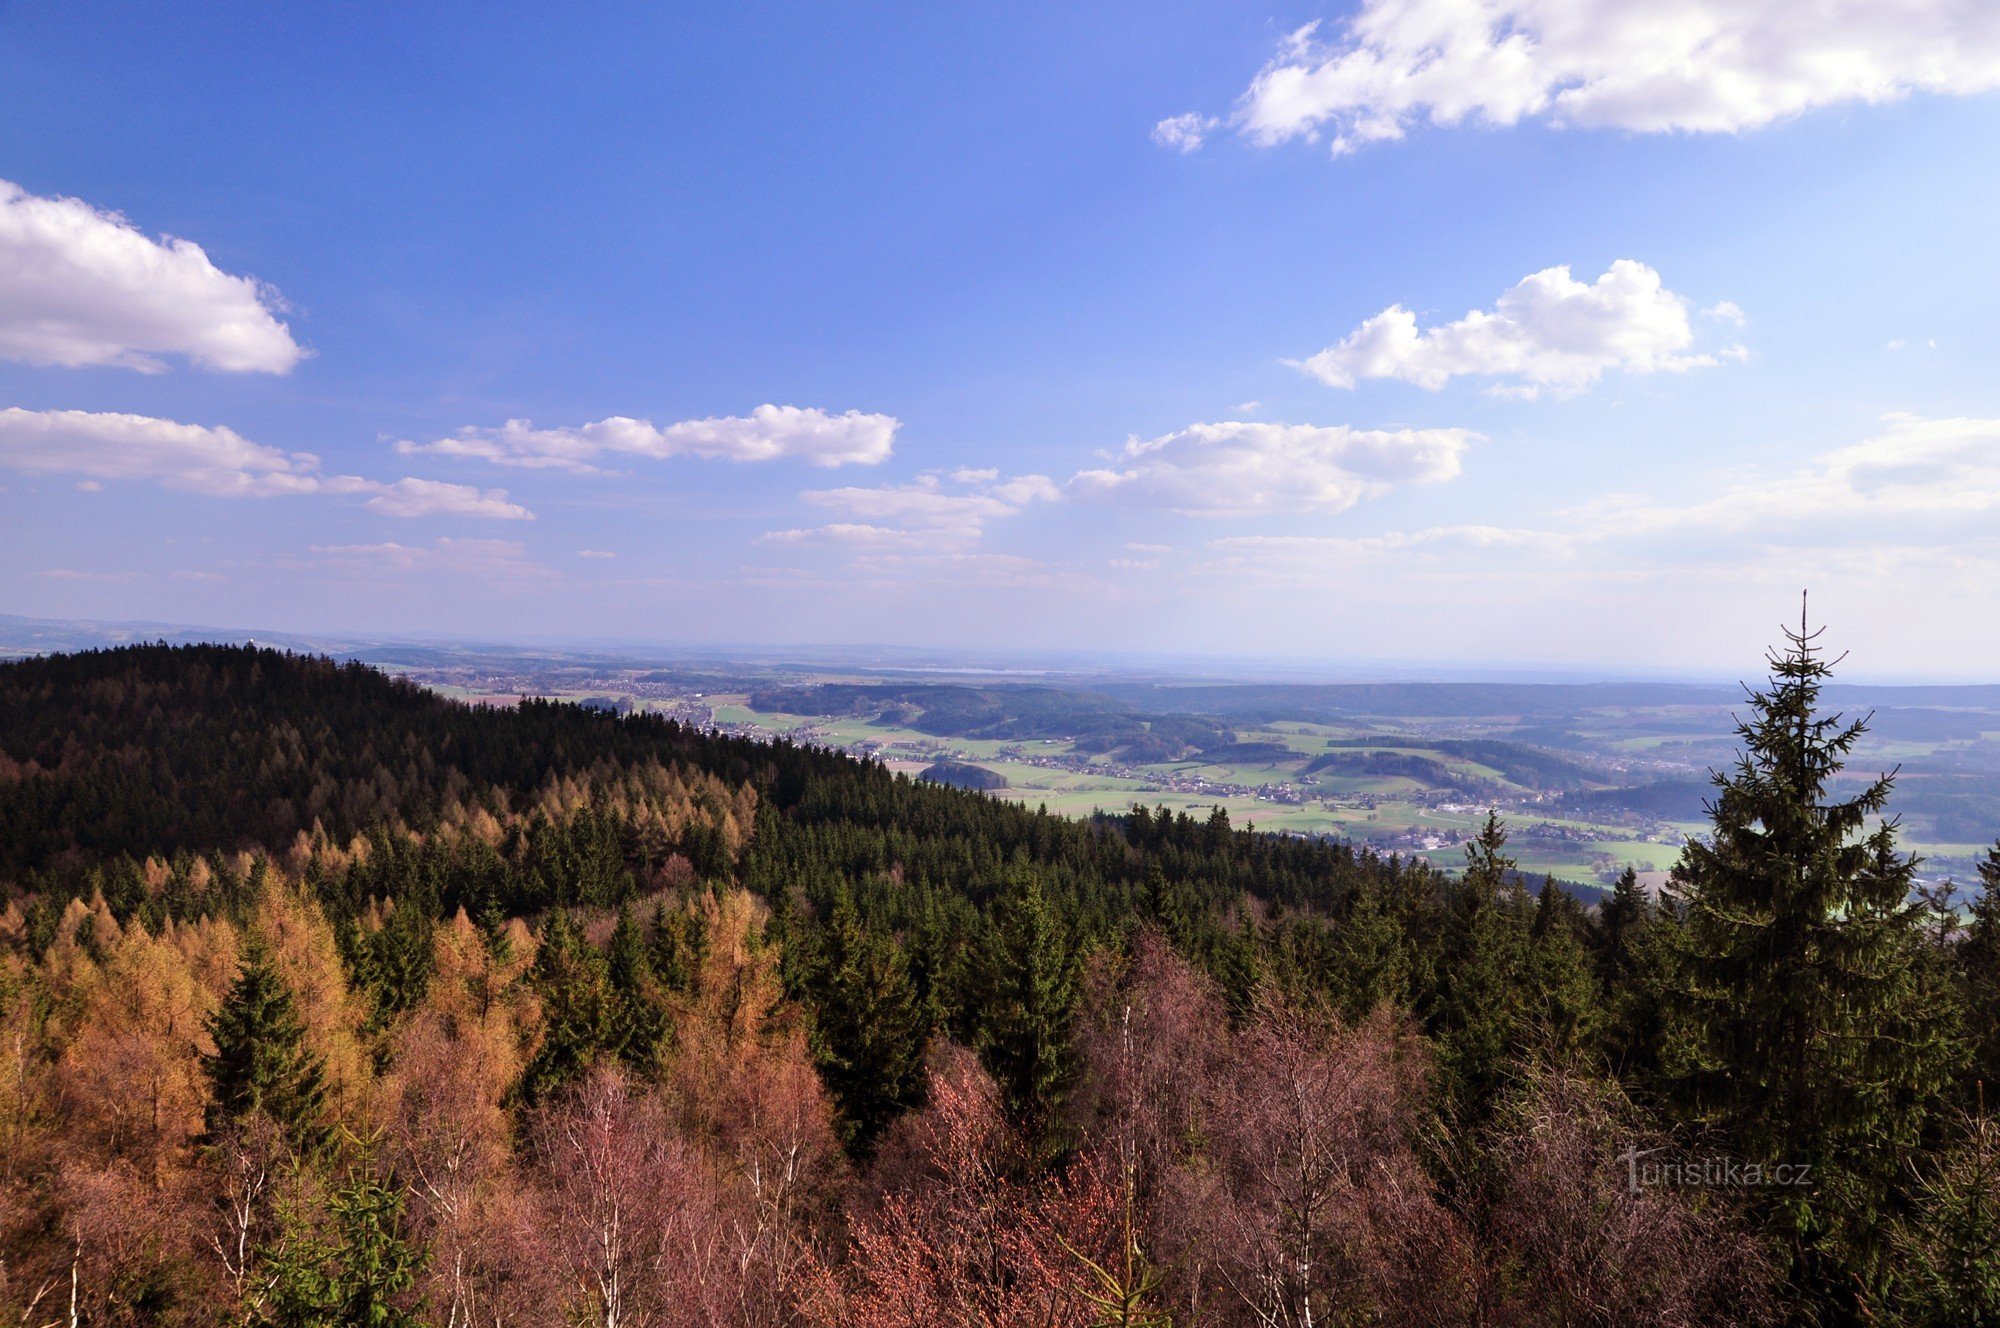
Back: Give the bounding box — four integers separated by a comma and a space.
1068, 419, 1475, 516
1151, 112, 1216, 152
0, 407, 531, 518
307, 537, 550, 577
576, 548, 617, 559
1212, 526, 1566, 559
360, 477, 533, 521
761, 522, 949, 550
1201, 416, 2000, 588
1179, 1, 2000, 156
1293, 261, 1724, 397
401, 404, 899, 472
768, 470, 1058, 550
1591, 414, 2000, 538
0, 406, 323, 496
0, 179, 304, 373
1203, 526, 1573, 579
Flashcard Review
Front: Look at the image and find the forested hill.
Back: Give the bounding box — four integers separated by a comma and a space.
0, 643, 1414, 974
7, 640, 2000, 1325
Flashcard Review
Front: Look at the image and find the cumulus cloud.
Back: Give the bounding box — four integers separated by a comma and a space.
0, 179, 304, 373
1166, 1, 2000, 155
766, 470, 1058, 549
0, 407, 322, 496
1293, 261, 1729, 397
401, 404, 899, 472
0, 407, 530, 518
359, 477, 533, 520
1151, 112, 1215, 152
1068, 419, 1474, 516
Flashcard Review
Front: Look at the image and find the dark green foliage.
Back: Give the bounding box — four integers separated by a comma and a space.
340, 882, 437, 1033
1430, 812, 1533, 1118
797, 889, 931, 1152
971, 875, 1080, 1160
1669, 616, 1965, 1306
650, 898, 708, 995
1961, 843, 2000, 1095
203, 945, 329, 1151
605, 904, 667, 1070
516, 909, 617, 1103
253, 1169, 426, 1328
9, 635, 2000, 1326
1597, 866, 1674, 1082
1526, 878, 1603, 1065
917, 760, 1009, 792
1893, 1113, 2000, 1327
514, 906, 663, 1100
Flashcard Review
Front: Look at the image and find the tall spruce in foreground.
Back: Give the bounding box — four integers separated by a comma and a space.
973, 874, 1080, 1161
203, 944, 329, 1151
1668, 611, 1963, 1310
1960, 841, 2000, 1095
1432, 811, 1532, 1118
800, 888, 931, 1154
516, 908, 616, 1103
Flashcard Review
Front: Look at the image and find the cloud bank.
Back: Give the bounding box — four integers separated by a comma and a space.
765, 471, 1059, 550
1163, 0, 2000, 155
1069, 420, 1475, 516
1202, 415, 2000, 590
402, 405, 899, 472
0, 179, 304, 373
0, 407, 530, 519
1294, 261, 1730, 397
1592, 413, 2000, 537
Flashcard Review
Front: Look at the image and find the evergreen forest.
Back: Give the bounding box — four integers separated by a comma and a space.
4, 633, 2000, 1327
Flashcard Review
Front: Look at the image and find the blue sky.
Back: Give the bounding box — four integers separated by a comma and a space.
5, 0, 2000, 676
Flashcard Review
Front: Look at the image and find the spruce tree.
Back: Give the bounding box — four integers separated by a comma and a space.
253, 1169, 426, 1328
325, 1170, 426, 1328
649, 898, 707, 995
1432, 811, 1532, 1117
801, 889, 930, 1153
203, 944, 329, 1151
605, 903, 666, 1070
1894, 1112, 2000, 1328
1669, 611, 1965, 1304
1597, 865, 1649, 983
1526, 880, 1603, 1064
1329, 875, 1409, 1019
517, 909, 615, 1103
1597, 866, 1674, 1082
972, 874, 1079, 1161
1961, 843, 2000, 1095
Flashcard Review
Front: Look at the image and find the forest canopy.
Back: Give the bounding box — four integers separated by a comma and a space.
3, 638, 1999, 1327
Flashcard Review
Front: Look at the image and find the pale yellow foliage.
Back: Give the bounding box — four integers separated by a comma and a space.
56, 921, 217, 1184
250, 875, 373, 1123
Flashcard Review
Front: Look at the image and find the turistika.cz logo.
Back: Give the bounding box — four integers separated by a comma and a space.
1616, 1146, 1813, 1195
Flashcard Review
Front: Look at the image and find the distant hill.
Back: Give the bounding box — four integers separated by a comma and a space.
918, 760, 1009, 791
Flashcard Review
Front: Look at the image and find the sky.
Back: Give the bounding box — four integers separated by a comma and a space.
4, 0, 2000, 677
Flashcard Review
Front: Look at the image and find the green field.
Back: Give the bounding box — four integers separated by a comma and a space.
539, 674, 2000, 888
